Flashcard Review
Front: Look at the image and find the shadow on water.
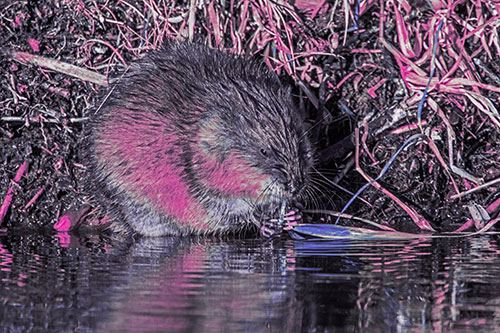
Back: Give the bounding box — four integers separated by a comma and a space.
1, 232, 500, 332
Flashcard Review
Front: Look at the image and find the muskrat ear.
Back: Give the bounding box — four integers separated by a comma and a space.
197, 116, 222, 153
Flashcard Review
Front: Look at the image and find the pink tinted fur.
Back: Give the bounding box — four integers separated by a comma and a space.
96, 110, 209, 230
198, 151, 269, 198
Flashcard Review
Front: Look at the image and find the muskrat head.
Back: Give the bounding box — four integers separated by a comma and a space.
236, 102, 315, 207
193, 77, 314, 210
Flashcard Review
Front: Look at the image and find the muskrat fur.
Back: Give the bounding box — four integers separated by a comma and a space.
85, 41, 313, 236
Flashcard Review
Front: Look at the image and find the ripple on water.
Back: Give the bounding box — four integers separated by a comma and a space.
1, 234, 500, 331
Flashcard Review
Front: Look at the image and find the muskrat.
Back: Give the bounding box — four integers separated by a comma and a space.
84, 41, 314, 237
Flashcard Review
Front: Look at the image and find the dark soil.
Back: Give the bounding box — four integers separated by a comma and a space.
1, 0, 499, 234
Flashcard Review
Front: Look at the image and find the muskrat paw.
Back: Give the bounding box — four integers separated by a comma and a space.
259, 223, 277, 238
282, 208, 303, 231
259, 205, 304, 238
259, 216, 285, 238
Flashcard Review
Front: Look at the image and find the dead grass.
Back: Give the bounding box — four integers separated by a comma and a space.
1, 0, 499, 234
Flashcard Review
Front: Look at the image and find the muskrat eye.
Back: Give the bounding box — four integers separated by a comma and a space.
260, 148, 268, 157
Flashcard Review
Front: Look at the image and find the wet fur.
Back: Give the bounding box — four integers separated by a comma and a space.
84, 41, 313, 236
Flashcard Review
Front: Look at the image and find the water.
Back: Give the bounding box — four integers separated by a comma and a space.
1, 232, 500, 332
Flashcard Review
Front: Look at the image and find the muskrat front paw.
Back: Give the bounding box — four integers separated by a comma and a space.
259, 206, 303, 237
282, 208, 303, 231
259, 223, 277, 238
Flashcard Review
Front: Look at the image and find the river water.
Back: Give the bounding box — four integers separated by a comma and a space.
1, 232, 499, 332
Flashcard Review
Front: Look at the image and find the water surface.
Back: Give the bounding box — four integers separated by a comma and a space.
1, 232, 500, 332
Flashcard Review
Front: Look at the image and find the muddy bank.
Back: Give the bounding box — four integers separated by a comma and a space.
1, 1, 499, 234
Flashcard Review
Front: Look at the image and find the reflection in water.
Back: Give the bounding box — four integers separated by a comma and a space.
1, 233, 500, 331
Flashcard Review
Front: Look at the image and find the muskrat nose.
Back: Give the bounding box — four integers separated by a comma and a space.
271, 167, 288, 185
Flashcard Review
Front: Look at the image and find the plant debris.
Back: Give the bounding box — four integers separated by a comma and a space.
1, 0, 499, 235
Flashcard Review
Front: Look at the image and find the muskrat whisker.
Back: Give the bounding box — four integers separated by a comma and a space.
304, 188, 318, 211
306, 186, 323, 211
312, 166, 341, 184
306, 180, 336, 210
256, 179, 277, 206
310, 170, 352, 200
310, 169, 340, 176
308, 187, 335, 209
309, 177, 343, 201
